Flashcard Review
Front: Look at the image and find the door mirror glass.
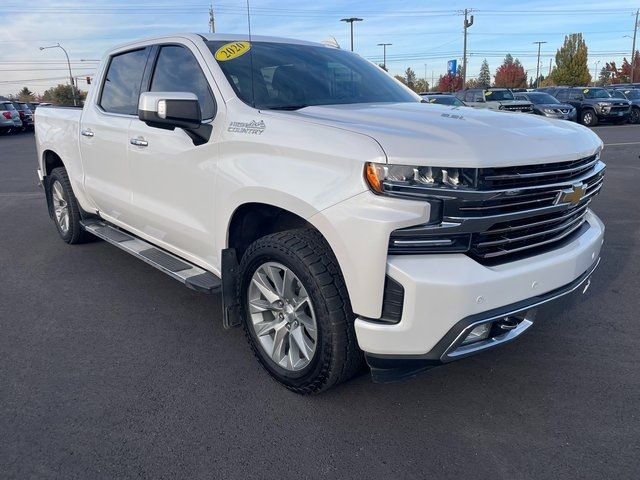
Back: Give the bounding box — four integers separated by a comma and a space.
138, 91, 202, 130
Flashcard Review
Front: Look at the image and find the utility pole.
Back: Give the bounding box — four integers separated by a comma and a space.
377, 43, 392, 70
462, 8, 474, 88
631, 9, 639, 83
209, 3, 215, 33
341, 17, 363, 51
424, 63, 428, 85
593, 61, 601, 86
39, 43, 77, 106
533, 41, 547, 88
431, 70, 435, 91
548, 58, 552, 77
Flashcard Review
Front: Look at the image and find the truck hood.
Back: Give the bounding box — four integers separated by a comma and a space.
277, 102, 602, 168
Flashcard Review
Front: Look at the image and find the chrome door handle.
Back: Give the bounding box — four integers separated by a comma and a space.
81, 129, 94, 137
130, 138, 148, 147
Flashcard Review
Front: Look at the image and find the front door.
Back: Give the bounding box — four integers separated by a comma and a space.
126, 43, 221, 268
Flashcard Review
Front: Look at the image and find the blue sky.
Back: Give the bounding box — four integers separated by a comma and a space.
0, 0, 638, 95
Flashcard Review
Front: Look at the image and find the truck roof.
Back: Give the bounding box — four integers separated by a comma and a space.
109, 33, 325, 53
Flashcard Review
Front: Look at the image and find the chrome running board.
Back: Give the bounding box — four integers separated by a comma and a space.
81, 220, 221, 293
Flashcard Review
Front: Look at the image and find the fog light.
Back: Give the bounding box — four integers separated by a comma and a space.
461, 322, 491, 345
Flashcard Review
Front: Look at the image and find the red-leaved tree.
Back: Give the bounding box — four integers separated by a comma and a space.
437, 73, 463, 92
494, 54, 527, 88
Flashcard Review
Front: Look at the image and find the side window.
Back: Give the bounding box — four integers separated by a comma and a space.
611, 91, 624, 99
150, 45, 215, 120
474, 92, 485, 102
464, 91, 475, 102
100, 48, 148, 115
569, 89, 583, 100
555, 90, 568, 101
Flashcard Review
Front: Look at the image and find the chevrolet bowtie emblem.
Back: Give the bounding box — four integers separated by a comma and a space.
558, 183, 587, 205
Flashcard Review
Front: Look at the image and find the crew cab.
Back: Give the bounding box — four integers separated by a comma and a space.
35, 34, 605, 393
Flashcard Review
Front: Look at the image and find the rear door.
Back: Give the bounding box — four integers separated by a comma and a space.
126, 43, 221, 268
80, 47, 150, 222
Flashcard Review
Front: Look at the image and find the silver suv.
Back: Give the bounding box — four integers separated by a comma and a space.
456, 88, 533, 113
1, 101, 22, 134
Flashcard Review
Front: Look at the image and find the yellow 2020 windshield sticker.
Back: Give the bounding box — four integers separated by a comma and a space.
215, 42, 251, 61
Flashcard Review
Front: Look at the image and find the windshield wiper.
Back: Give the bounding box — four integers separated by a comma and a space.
266, 105, 310, 111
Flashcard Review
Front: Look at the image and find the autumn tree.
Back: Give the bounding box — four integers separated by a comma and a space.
551, 33, 591, 86
598, 66, 612, 86
437, 72, 463, 92
478, 59, 491, 87
494, 54, 527, 88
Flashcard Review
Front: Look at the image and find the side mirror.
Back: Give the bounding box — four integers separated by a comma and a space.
138, 92, 212, 145
138, 91, 201, 129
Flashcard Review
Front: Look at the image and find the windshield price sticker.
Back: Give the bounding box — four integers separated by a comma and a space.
583, 89, 590, 94
485, 91, 492, 96
215, 42, 251, 61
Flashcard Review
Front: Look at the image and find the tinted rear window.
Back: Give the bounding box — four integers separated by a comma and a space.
1, 102, 16, 110
100, 48, 149, 115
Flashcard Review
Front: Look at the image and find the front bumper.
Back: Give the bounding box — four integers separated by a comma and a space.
356, 210, 604, 381
541, 110, 577, 121
597, 108, 630, 120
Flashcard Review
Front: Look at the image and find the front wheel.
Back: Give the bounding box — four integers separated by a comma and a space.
580, 109, 598, 127
629, 107, 640, 124
238, 228, 363, 394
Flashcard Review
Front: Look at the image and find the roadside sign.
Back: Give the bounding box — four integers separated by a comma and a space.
447, 59, 457, 75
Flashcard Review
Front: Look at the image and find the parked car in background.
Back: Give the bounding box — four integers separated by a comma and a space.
514, 91, 576, 121
456, 88, 533, 113
14, 102, 34, 130
27, 102, 40, 111
607, 88, 640, 124
419, 92, 466, 106
0, 100, 22, 133
551, 87, 630, 126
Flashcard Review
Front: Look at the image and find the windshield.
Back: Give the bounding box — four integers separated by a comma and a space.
526, 92, 560, 104
207, 41, 418, 109
622, 90, 640, 99
423, 95, 463, 106
484, 90, 514, 101
582, 88, 611, 99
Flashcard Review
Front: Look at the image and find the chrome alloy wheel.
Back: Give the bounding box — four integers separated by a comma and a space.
247, 261, 318, 371
582, 111, 594, 125
51, 180, 70, 234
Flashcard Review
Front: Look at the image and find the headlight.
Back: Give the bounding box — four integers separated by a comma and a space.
365, 162, 477, 197
542, 108, 556, 114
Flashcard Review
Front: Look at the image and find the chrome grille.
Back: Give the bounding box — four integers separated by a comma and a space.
389, 154, 605, 263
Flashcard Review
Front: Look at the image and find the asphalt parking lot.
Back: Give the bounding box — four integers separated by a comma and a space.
1, 127, 639, 479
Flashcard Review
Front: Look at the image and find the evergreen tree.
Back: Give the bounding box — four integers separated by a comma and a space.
478, 59, 491, 87
18, 87, 35, 102
405, 67, 417, 90
551, 33, 591, 86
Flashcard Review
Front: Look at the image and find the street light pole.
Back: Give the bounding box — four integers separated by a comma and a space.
377, 43, 392, 70
40, 43, 78, 106
340, 17, 363, 51
593, 61, 600, 86
533, 41, 547, 88
631, 9, 639, 83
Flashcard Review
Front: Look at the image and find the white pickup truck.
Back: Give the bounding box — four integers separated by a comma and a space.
35, 34, 605, 393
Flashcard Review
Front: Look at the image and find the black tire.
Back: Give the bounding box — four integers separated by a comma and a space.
580, 109, 598, 127
238, 228, 363, 394
46, 167, 93, 244
630, 107, 640, 124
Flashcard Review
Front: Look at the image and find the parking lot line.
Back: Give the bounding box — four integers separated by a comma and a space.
604, 142, 640, 146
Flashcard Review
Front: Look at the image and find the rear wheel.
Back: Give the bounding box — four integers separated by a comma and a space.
580, 109, 598, 127
239, 228, 363, 394
46, 167, 92, 244
630, 107, 640, 124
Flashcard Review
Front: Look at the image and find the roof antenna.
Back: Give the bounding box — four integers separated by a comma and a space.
246, 0, 256, 108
